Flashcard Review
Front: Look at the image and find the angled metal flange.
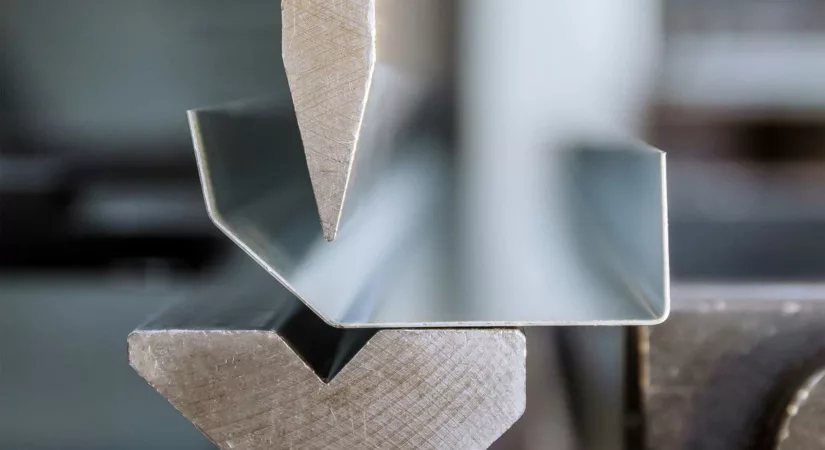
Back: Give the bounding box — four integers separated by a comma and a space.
129, 270, 526, 450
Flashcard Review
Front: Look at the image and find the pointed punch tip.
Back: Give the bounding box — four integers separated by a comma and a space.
322, 222, 338, 242
310, 171, 349, 242
282, 0, 375, 244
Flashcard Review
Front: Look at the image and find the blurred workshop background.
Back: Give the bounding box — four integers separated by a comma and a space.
2, 0, 825, 449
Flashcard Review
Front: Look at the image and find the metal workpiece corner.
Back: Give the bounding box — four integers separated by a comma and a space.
128, 288, 526, 450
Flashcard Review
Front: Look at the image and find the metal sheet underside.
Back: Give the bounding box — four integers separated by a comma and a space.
189, 101, 669, 327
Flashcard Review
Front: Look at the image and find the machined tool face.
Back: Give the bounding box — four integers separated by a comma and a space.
643, 284, 825, 450
129, 273, 526, 450
131, 329, 526, 450
282, 0, 452, 242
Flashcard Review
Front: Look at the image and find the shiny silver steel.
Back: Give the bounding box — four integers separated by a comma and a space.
282, 0, 452, 241
189, 99, 668, 327
128, 269, 526, 450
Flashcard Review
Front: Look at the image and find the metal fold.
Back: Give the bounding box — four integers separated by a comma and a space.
188, 100, 669, 327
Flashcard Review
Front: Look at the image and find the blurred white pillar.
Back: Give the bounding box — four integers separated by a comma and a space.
459, 0, 659, 448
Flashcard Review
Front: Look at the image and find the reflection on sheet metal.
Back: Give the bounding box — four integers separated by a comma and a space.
189, 99, 667, 327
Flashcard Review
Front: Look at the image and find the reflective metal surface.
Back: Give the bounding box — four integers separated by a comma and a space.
128, 271, 526, 450
282, 0, 452, 241
189, 100, 668, 327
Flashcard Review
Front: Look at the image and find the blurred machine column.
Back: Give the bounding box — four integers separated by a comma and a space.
460, 0, 660, 449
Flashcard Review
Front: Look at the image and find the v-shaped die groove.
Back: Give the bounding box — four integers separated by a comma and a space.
129, 328, 526, 450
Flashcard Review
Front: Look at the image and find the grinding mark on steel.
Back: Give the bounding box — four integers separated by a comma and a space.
129, 329, 526, 449
283, 0, 376, 241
